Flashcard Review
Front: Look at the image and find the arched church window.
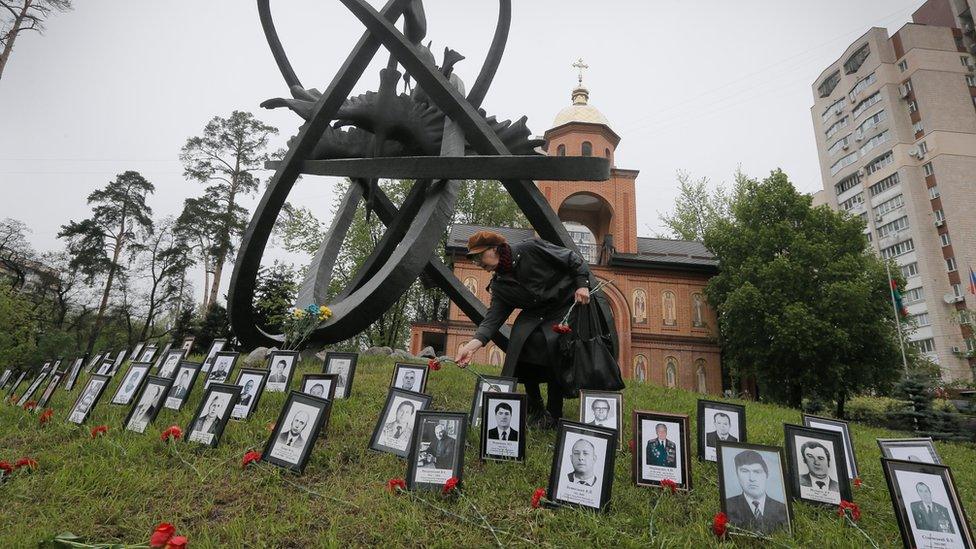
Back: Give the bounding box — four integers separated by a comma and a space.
557, 144, 566, 156
665, 357, 678, 388
581, 141, 592, 156
695, 359, 707, 393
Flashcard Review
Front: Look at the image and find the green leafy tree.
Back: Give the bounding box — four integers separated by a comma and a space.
0, 217, 35, 288
0, 0, 72, 81
703, 169, 902, 411
0, 284, 37, 367
658, 169, 747, 241
169, 307, 195, 351
194, 302, 230, 356
179, 111, 277, 309
134, 218, 195, 341
253, 261, 299, 334
58, 170, 154, 354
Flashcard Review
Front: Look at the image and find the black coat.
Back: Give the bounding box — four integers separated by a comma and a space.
473, 239, 590, 380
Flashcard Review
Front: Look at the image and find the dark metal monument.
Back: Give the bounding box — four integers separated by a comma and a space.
228, 0, 616, 352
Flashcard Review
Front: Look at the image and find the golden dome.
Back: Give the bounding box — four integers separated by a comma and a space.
551, 84, 611, 128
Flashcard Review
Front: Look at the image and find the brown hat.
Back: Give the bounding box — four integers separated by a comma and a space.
466, 230, 507, 256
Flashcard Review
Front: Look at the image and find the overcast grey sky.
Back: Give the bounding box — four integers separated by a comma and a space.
0, 0, 924, 299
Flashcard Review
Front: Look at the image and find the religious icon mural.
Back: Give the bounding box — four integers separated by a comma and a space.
692, 293, 704, 327
665, 357, 678, 388
696, 359, 707, 393
632, 289, 647, 324
488, 345, 503, 367
634, 354, 648, 383
463, 277, 479, 299
662, 291, 677, 326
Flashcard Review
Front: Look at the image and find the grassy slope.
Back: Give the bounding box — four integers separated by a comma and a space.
1, 356, 974, 548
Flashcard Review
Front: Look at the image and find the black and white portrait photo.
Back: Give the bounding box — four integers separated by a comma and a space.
64, 357, 85, 391
130, 342, 145, 361
0, 369, 11, 391
232, 368, 269, 420
185, 383, 241, 447
37, 373, 63, 408
370, 388, 432, 458
407, 412, 467, 490
391, 363, 428, 394
802, 414, 859, 479
124, 376, 173, 433
5, 371, 28, 399
633, 411, 691, 490
300, 373, 337, 400
95, 360, 114, 377
468, 375, 517, 427
579, 392, 621, 431
139, 344, 158, 363
109, 349, 128, 375
882, 459, 974, 549
69, 375, 110, 424
200, 338, 227, 373
323, 352, 358, 399
16, 371, 49, 407
548, 421, 616, 511
85, 353, 104, 374
480, 392, 526, 462
265, 351, 298, 393
718, 443, 793, 536
697, 400, 746, 462
878, 438, 943, 465
785, 424, 851, 507
111, 363, 150, 405
180, 337, 195, 354
164, 362, 201, 411
157, 350, 186, 379
263, 391, 332, 473
151, 342, 173, 373
205, 352, 239, 388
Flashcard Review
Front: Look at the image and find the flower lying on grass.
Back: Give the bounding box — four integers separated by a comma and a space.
160, 425, 183, 442
14, 457, 37, 471
39, 408, 53, 424
854, 477, 863, 488
22, 400, 37, 411
838, 500, 861, 522
387, 477, 407, 494
90, 425, 109, 438
712, 512, 728, 539
0, 460, 13, 477
427, 359, 441, 371
149, 522, 187, 548
442, 476, 459, 496
242, 450, 262, 468
530, 488, 549, 509
660, 479, 678, 494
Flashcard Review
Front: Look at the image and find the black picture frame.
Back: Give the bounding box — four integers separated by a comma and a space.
130, 342, 146, 362
717, 441, 794, 536
579, 390, 624, 443
262, 390, 333, 474
784, 423, 852, 507
184, 382, 241, 448
406, 411, 467, 492
322, 352, 358, 399
123, 375, 173, 434
157, 349, 187, 379
36, 371, 64, 409
138, 344, 159, 363
0, 368, 11, 391
802, 414, 859, 479
480, 392, 527, 462
547, 420, 617, 511
266, 350, 299, 393
204, 351, 239, 388
163, 361, 202, 411
468, 374, 518, 428
180, 336, 195, 354
300, 373, 338, 401
95, 358, 114, 377
63, 357, 86, 392
882, 458, 974, 548
110, 362, 152, 406
390, 362, 429, 394
152, 342, 173, 372
85, 353, 104, 374
231, 368, 269, 420
632, 410, 692, 490
68, 374, 111, 425
877, 437, 943, 465
5, 370, 29, 399
109, 349, 128, 376
697, 399, 747, 462
200, 338, 227, 373
370, 387, 433, 458
16, 371, 50, 407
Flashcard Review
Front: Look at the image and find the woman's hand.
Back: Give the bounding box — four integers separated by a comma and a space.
575, 287, 591, 305
455, 339, 483, 366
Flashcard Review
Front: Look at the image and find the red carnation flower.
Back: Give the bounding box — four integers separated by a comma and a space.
160, 425, 183, 442
242, 450, 262, 469
442, 476, 459, 495
428, 359, 441, 371
712, 512, 728, 539
552, 324, 572, 335
531, 487, 546, 509
386, 477, 407, 493
149, 522, 176, 547
23, 400, 37, 411
838, 500, 861, 521
660, 479, 678, 494
853, 477, 863, 488
165, 535, 187, 549
14, 457, 37, 471
39, 408, 54, 424
0, 460, 13, 476
91, 425, 109, 438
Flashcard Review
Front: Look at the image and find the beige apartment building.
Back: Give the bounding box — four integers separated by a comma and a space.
810, 0, 976, 381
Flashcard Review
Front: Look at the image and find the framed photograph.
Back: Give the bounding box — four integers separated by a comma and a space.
266, 350, 299, 393
784, 423, 851, 507
16, 371, 50, 407
480, 392, 527, 462
579, 390, 623, 440
95, 359, 114, 376
407, 411, 467, 491
40, 360, 53, 373
802, 414, 859, 479
123, 375, 173, 433
883, 458, 974, 548
111, 362, 151, 406
184, 382, 241, 447
718, 442, 793, 536
130, 342, 146, 362
63, 357, 86, 391
370, 387, 433, 458
547, 420, 617, 511
632, 410, 692, 490
109, 349, 128, 375
68, 374, 111, 424
698, 399, 747, 462
180, 336, 195, 354
300, 373, 338, 400
36, 372, 64, 408
51, 358, 64, 372
200, 338, 227, 373
152, 342, 173, 371
5, 370, 29, 398
322, 352, 358, 399
157, 349, 186, 379
262, 391, 333, 473
469, 375, 518, 427
231, 368, 269, 420
205, 351, 239, 388
163, 361, 202, 411
0, 368, 11, 390
878, 438, 943, 465
390, 362, 429, 394
85, 353, 104, 374
139, 344, 159, 363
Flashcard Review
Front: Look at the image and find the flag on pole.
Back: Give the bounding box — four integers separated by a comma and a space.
969, 266, 976, 295
891, 279, 909, 317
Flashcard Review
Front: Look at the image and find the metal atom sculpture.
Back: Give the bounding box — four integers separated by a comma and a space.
228, 0, 615, 351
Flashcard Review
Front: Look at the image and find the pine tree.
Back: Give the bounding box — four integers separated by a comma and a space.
253, 261, 299, 334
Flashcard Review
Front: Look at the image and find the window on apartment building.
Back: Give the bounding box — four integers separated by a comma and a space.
935, 209, 945, 222
968, 339, 976, 353
825, 116, 849, 138
857, 110, 886, 136
904, 79, 914, 93
868, 172, 900, 196
910, 338, 936, 353
865, 151, 894, 174
849, 72, 877, 98
840, 193, 864, 211
874, 194, 904, 218
866, 232, 873, 242
946, 257, 957, 272
952, 283, 963, 297
908, 100, 918, 114
922, 162, 934, 176
844, 44, 870, 74
912, 121, 924, 134
859, 130, 889, 157
929, 186, 940, 199
822, 97, 846, 122
918, 141, 929, 154
962, 55, 973, 67
853, 92, 882, 119
913, 312, 931, 327
904, 287, 924, 303
898, 60, 908, 72
834, 172, 861, 195
900, 262, 919, 278
827, 135, 851, 156
968, 75, 976, 87
880, 238, 914, 259
877, 216, 910, 238
819, 71, 842, 98
830, 151, 859, 176
941, 233, 951, 247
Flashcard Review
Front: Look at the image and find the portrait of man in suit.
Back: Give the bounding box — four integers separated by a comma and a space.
487, 402, 519, 441
798, 440, 839, 493
208, 357, 232, 383
378, 400, 416, 450
269, 359, 289, 384
115, 370, 142, 403
419, 424, 456, 469
724, 450, 790, 535
307, 382, 325, 398
586, 399, 614, 428
706, 412, 739, 448
400, 370, 417, 392
239, 379, 256, 406
192, 395, 225, 436
566, 438, 599, 486
170, 370, 191, 400
277, 410, 310, 451
910, 481, 956, 534
128, 385, 163, 431
646, 423, 677, 468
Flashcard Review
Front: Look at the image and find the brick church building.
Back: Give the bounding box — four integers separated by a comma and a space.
409, 81, 723, 394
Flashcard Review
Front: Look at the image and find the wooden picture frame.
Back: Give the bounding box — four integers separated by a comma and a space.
632, 410, 692, 490
717, 441, 794, 536
882, 458, 974, 548
370, 387, 432, 458
877, 437, 943, 465
68, 374, 111, 425
265, 350, 299, 393
231, 368, 269, 420
579, 390, 623, 443
110, 362, 152, 406
204, 351, 239, 388
802, 414, 859, 479
322, 352, 358, 399
784, 423, 852, 507
697, 399, 747, 462
390, 362, 429, 394
300, 373, 338, 401
468, 375, 518, 428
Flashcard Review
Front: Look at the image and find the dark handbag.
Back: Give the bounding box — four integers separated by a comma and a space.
557, 301, 625, 397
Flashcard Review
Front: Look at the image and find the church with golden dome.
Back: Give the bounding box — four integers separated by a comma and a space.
409, 68, 723, 394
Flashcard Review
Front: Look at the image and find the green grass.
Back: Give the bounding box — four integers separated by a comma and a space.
1, 356, 975, 548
